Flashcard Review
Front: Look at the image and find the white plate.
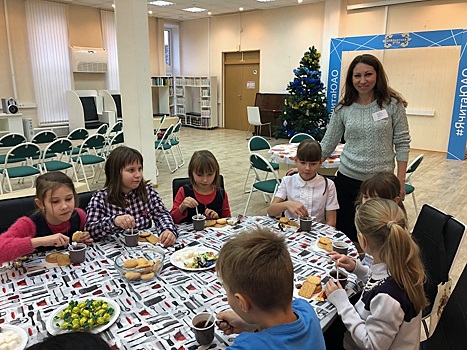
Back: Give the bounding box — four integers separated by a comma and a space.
293, 282, 324, 301
170, 246, 218, 271
45, 297, 121, 335
0, 324, 28, 350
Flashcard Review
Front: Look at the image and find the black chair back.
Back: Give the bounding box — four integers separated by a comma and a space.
0, 191, 93, 234
172, 175, 225, 200
420, 264, 467, 349
412, 204, 465, 317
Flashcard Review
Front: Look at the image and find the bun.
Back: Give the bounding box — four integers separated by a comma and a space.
72, 231, 84, 242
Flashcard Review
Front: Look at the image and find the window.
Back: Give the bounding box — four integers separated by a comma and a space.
164, 29, 172, 76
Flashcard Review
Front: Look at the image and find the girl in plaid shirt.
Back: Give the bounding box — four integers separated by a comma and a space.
85, 146, 177, 246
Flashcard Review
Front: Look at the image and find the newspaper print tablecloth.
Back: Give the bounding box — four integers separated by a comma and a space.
0, 216, 361, 350
269, 143, 344, 167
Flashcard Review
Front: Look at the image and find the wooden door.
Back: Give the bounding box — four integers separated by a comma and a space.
224, 51, 260, 131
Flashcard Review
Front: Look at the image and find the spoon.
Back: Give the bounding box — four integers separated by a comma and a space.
335, 260, 339, 281
195, 206, 199, 217
68, 241, 77, 250
204, 313, 214, 328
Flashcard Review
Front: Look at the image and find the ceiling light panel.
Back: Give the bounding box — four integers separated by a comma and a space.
182, 7, 207, 12
148, 1, 174, 6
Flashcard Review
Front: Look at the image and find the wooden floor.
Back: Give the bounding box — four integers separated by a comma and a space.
3, 127, 466, 286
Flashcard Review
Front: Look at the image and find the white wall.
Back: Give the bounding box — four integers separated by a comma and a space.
179, 0, 467, 153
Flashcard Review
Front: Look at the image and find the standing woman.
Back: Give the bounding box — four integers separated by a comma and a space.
320, 54, 410, 248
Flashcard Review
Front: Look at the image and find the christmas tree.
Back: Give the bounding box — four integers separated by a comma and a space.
274, 46, 330, 140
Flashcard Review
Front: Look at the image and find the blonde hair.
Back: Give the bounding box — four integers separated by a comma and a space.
355, 199, 427, 312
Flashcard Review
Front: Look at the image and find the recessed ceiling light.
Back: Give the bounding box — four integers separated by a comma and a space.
208, 11, 212, 15
182, 7, 206, 13
256, 0, 275, 2
148, 1, 174, 6
239, 7, 244, 11
148, 10, 153, 14
111, 4, 115, 8
298, 0, 303, 3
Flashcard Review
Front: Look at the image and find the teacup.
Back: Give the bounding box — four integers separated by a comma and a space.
299, 216, 313, 231
330, 269, 348, 288
124, 229, 139, 247
332, 241, 349, 255
68, 243, 87, 264
192, 312, 215, 345
192, 214, 206, 231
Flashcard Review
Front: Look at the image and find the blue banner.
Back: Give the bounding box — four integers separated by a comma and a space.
327, 29, 467, 160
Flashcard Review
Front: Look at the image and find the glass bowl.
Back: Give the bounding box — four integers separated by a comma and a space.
114, 246, 165, 283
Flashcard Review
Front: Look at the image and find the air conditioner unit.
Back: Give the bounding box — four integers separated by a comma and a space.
70, 46, 108, 73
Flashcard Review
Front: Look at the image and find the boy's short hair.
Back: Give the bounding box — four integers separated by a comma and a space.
216, 228, 293, 312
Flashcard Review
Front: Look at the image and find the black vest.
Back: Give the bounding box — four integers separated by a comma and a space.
182, 185, 224, 223
30, 210, 82, 252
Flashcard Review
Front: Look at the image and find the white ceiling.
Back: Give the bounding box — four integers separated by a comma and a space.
55, 0, 324, 21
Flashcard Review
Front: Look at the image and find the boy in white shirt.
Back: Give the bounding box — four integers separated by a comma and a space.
267, 139, 339, 227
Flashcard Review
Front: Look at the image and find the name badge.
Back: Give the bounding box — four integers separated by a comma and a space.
372, 109, 389, 121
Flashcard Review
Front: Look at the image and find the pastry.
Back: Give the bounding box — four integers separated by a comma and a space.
317, 237, 333, 251
306, 276, 321, 285
298, 281, 317, 299
140, 272, 155, 280
205, 220, 217, 227
72, 231, 83, 242
279, 217, 289, 224
298, 275, 322, 299
139, 231, 151, 238
216, 218, 227, 225
45, 252, 61, 263
123, 259, 139, 268
56, 254, 71, 266
124, 271, 141, 281
146, 234, 159, 245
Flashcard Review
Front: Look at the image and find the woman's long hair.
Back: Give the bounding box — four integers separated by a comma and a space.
338, 54, 407, 109
355, 199, 427, 312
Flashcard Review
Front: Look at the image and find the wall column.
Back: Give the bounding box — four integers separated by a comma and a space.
322, 0, 341, 88
114, 0, 157, 184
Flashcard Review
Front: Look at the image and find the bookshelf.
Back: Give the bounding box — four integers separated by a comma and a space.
174, 76, 217, 129
151, 76, 175, 117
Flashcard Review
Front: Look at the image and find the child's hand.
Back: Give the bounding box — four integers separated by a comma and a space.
286, 167, 298, 176
159, 230, 176, 247
327, 252, 356, 272
79, 231, 93, 245
286, 201, 308, 218
216, 310, 257, 335
205, 208, 219, 219
32, 233, 69, 248
325, 278, 343, 297
180, 197, 198, 213
115, 214, 135, 229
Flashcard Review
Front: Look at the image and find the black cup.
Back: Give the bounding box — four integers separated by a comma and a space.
332, 241, 349, 255
330, 269, 348, 288
299, 216, 313, 231
192, 214, 206, 231
192, 312, 215, 345
68, 243, 87, 264
124, 229, 139, 247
